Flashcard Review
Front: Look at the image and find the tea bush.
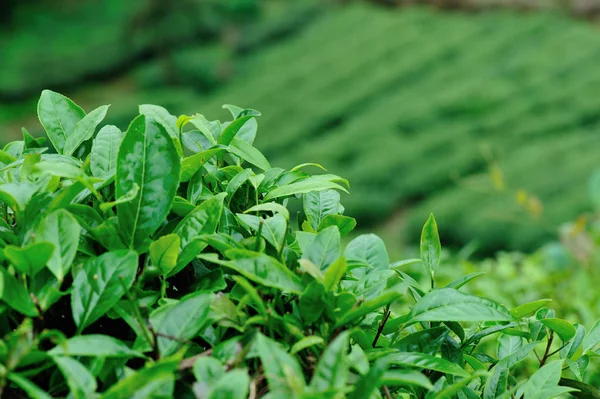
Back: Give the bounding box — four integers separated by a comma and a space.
0, 91, 599, 398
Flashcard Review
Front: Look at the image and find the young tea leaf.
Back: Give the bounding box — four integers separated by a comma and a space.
116, 115, 180, 249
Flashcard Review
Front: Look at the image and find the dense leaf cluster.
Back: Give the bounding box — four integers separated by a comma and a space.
0, 91, 599, 398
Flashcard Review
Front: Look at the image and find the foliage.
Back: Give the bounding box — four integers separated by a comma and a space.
0, 91, 598, 398
187, 4, 600, 252
0, 0, 320, 100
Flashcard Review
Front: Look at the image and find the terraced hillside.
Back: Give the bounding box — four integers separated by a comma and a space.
192, 4, 600, 251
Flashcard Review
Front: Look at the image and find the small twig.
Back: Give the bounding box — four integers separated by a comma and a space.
539, 332, 554, 367
178, 348, 213, 370
372, 305, 392, 348
383, 385, 392, 399
249, 378, 257, 399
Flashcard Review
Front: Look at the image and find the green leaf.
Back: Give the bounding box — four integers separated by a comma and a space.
37, 90, 85, 154
541, 318, 577, 342
428, 372, 487, 399
34, 209, 81, 281
99, 183, 139, 213
303, 190, 342, 230
348, 358, 388, 399
520, 361, 562, 398
559, 378, 600, 398
264, 174, 348, 201
90, 125, 123, 179
444, 272, 486, 289
256, 333, 305, 396
0, 182, 39, 212
188, 115, 219, 146
236, 213, 287, 252
344, 234, 389, 270
150, 234, 180, 276
139, 105, 178, 139
202, 250, 304, 294
562, 323, 586, 359
209, 369, 251, 399
483, 342, 538, 399
380, 370, 433, 390
583, 319, 600, 354
410, 288, 514, 323
180, 148, 226, 182
290, 336, 325, 355
52, 355, 98, 399
380, 352, 470, 377
317, 215, 356, 237
297, 259, 324, 283
497, 334, 524, 359
228, 137, 271, 171
49, 335, 144, 358
219, 115, 255, 145
420, 213, 441, 282
222, 104, 261, 119
0, 267, 38, 316
71, 250, 138, 332
323, 256, 347, 292
334, 290, 402, 328
150, 291, 214, 356
309, 331, 350, 392
193, 357, 224, 385
303, 226, 341, 271
32, 160, 83, 178
245, 202, 290, 221
510, 299, 553, 319
4, 241, 54, 277
64, 104, 109, 156
7, 373, 53, 399
172, 193, 226, 273
226, 168, 253, 200
116, 114, 180, 249
99, 357, 178, 399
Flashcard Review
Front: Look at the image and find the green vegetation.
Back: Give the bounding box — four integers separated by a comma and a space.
4, 4, 600, 252
191, 5, 600, 252
0, 91, 599, 398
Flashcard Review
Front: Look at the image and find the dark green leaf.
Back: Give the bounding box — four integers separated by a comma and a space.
150, 291, 214, 356
256, 333, 305, 396
309, 331, 350, 392
0, 267, 38, 316
52, 355, 97, 399
4, 241, 54, 277
71, 250, 138, 331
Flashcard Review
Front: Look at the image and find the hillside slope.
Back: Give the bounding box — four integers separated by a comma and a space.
193, 4, 600, 251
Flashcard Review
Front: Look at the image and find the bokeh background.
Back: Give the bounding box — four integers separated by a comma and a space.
3, 0, 600, 259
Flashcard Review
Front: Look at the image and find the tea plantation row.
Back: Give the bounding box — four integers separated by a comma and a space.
191, 4, 600, 252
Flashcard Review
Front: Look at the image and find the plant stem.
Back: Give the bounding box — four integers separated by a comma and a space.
539, 332, 554, 367
372, 304, 392, 348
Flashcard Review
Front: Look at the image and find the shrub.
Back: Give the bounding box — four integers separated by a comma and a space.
0, 90, 598, 398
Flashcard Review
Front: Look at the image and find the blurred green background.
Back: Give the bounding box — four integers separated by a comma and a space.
3, 0, 600, 256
